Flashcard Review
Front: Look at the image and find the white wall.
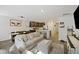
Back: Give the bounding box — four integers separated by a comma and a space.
59, 14, 76, 41
0, 15, 11, 41
0, 15, 31, 41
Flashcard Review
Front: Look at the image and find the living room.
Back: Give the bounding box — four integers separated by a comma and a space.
0, 5, 78, 54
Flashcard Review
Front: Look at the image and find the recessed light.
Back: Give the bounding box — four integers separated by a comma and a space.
41, 9, 44, 13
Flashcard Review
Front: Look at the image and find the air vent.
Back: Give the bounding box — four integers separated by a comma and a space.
62, 13, 71, 16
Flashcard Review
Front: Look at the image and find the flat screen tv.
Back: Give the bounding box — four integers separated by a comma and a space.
74, 6, 79, 29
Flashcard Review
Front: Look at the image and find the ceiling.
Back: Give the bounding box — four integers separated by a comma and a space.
0, 5, 78, 20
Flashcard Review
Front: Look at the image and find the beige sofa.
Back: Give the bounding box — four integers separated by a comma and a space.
9, 32, 50, 54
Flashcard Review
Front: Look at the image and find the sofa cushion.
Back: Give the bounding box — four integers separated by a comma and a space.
26, 32, 41, 40
15, 35, 27, 51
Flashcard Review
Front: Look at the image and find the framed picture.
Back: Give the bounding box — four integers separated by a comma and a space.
29, 21, 45, 27
60, 22, 65, 28
60, 22, 64, 24
10, 19, 22, 27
